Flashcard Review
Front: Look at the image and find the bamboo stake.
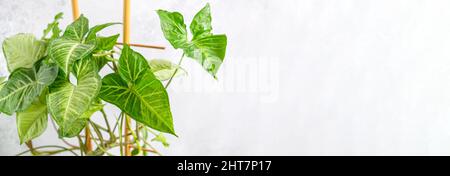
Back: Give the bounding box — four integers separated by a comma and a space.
116, 42, 165, 50
71, 0, 93, 153
123, 0, 132, 156
71, 0, 80, 20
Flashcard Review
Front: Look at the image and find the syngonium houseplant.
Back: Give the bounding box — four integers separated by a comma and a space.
0, 3, 227, 156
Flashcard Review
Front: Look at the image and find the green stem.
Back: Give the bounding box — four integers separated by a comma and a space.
164, 53, 185, 89
119, 113, 124, 156
89, 121, 105, 146
126, 118, 142, 155
93, 50, 115, 57
77, 135, 85, 156
16, 145, 79, 156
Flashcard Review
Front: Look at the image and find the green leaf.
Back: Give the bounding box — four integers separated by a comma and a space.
17, 94, 48, 144
152, 133, 170, 147
0, 77, 5, 89
42, 12, 63, 40
85, 23, 120, 43
157, 4, 228, 78
63, 15, 89, 42
148, 59, 187, 81
2, 33, 46, 72
48, 58, 101, 138
0, 63, 58, 115
156, 10, 188, 49
48, 38, 95, 75
190, 3, 212, 40
184, 34, 227, 78
95, 34, 120, 51
99, 45, 175, 135
58, 102, 104, 137
117, 45, 150, 83
93, 56, 110, 71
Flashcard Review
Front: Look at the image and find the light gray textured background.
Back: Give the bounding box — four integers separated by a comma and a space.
2, 0, 450, 155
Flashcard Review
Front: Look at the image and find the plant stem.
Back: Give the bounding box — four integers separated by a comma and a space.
100, 109, 115, 142
165, 53, 185, 89
17, 145, 79, 156
50, 119, 78, 148
93, 50, 115, 57
89, 121, 105, 146
119, 113, 124, 156
25, 141, 38, 156
127, 119, 142, 155
77, 135, 85, 156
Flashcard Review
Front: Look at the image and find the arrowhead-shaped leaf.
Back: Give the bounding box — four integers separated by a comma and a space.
48, 38, 95, 75
48, 58, 101, 137
148, 59, 187, 81
85, 23, 120, 44
99, 45, 175, 135
117, 45, 150, 83
95, 34, 120, 51
156, 10, 188, 49
184, 35, 227, 78
0, 63, 58, 115
17, 95, 48, 144
63, 15, 89, 42
190, 3, 212, 40
157, 3, 227, 78
2, 33, 46, 72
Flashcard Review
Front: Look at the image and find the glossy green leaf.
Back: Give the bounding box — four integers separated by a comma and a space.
85, 23, 120, 43
95, 34, 120, 51
48, 38, 95, 75
16, 95, 48, 144
190, 3, 212, 40
156, 10, 188, 49
48, 58, 101, 138
148, 59, 186, 81
62, 15, 89, 42
157, 4, 228, 78
42, 12, 63, 40
0, 63, 58, 115
58, 102, 103, 137
99, 45, 175, 135
117, 45, 150, 83
0, 77, 5, 83
152, 133, 170, 147
184, 35, 227, 78
2, 33, 46, 72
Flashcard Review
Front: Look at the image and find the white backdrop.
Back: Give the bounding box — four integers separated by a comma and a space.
2, 0, 450, 155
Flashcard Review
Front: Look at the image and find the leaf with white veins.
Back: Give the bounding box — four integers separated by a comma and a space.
0, 63, 58, 115
48, 58, 101, 137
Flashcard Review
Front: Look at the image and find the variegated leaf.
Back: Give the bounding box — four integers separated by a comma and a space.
0, 63, 58, 115
2, 33, 46, 72
99, 45, 175, 135
148, 59, 186, 81
48, 38, 95, 75
62, 15, 89, 42
17, 95, 48, 144
48, 58, 101, 137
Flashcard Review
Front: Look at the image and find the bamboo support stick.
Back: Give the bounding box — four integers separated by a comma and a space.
116, 42, 165, 50
71, 0, 80, 20
123, 0, 132, 157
